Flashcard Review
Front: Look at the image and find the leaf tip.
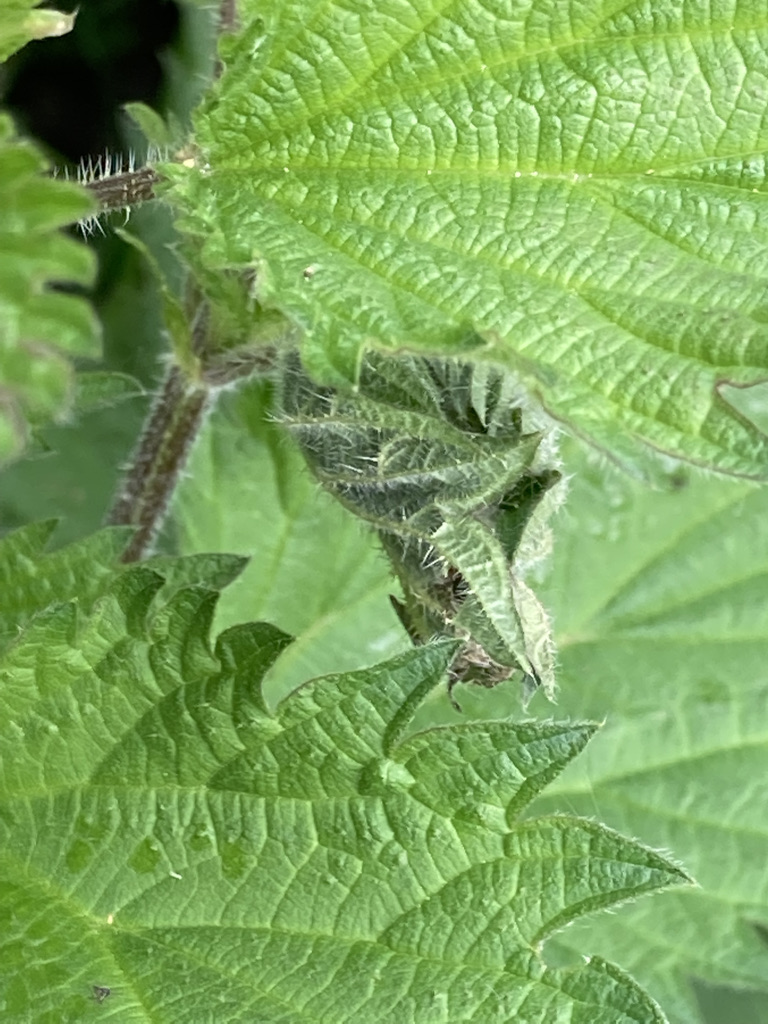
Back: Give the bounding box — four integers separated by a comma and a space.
381, 638, 463, 756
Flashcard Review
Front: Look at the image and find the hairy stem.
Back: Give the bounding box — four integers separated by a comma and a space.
218, 0, 239, 34
79, 2, 237, 219
107, 363, 211, 562
85, 165, 162, 214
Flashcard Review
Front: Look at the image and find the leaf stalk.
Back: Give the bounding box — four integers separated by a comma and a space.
84, 165, 161, 213
106, 362, 211, 562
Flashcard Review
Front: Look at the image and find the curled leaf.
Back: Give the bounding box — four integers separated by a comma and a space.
279, 353, 564, 698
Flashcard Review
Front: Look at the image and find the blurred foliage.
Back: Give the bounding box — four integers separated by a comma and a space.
694, 981, 768, 1024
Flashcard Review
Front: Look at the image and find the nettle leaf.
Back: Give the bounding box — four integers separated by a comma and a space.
0, 3, 76, 62
166, 0, 768, 478
0, 521, 130, 646
279, 353, 563, 696
0, 545, 688, 1022
517, 442, 768, 1022
0, 115, 99, 463
73, 370, 144, 414
0, 520, 246, 651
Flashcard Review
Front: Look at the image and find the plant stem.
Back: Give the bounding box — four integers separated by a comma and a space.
85, 166, 161, 213
81, 1, 237, 218
218, 0, 239, 34
107, 363, 211, 562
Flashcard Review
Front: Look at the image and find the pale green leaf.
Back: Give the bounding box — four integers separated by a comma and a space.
122, 102, 175, 149
167, 0, 768, 477
0, 3, 76, 62
170, 379, 408, 700
73, 371, 144, 413
0, 115, 99, 463
515, 442, 768, 1022
0, 520, 246, 652
0, 553, 687, 1022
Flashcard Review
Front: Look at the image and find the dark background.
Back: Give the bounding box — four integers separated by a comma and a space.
3, 0, 182, 163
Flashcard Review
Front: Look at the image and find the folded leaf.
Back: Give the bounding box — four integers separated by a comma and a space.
279, 353, 563, 696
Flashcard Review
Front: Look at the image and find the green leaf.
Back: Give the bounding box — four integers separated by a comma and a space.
0, 519, 246, 652
167, 0, 768, 478
73, 371, 144, 413
694, 980, 768, 1024
0, 399, 148, 546
279, 353, 563, 696
0, 3, 76, 62
0, 521, 131, 647
515, 441, 768, 1022
0, 551, 687, 1022
122, 102, 175, 149
0, 115, 99, 464
170, 378, 408, 700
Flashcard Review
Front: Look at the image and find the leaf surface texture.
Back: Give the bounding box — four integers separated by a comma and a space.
169, 0, 768, 476
0, 527, 685, 1022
